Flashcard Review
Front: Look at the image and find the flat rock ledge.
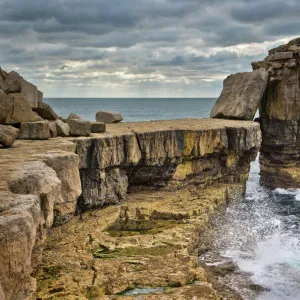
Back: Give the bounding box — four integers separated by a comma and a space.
0, 119, 261, 300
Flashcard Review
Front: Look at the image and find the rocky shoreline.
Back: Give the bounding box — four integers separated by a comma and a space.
0, 119, 260, 299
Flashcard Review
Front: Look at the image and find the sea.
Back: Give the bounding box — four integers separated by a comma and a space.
45, 98, 300, 299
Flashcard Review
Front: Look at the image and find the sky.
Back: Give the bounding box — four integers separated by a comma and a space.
0, 0, 299, 98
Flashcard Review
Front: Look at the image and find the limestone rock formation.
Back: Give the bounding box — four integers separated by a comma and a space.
33, 101, 59, 120
210, 68, 269, 120
0, 125, 19, 147
91, 121, 106, 133
19, 121, 50, 140
256, 38, 300, 187
69, 119, 91, 137
55, 119, 70, 137
96, 110, 123, 124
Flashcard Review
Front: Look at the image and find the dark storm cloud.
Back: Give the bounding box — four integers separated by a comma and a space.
0, 0, 299, 97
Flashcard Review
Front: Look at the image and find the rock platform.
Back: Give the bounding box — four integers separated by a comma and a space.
0, 119, 260, 300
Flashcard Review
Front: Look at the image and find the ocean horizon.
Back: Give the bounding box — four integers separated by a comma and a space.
44, 97, 217, 122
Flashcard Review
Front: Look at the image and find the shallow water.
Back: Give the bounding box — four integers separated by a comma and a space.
202, 156, 300, 299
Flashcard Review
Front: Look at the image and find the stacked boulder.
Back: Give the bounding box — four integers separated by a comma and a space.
210, 37, 300, 188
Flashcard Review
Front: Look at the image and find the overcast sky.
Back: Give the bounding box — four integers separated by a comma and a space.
0, 0, 299, 98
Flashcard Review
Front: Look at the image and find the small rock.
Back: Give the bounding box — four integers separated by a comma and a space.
33, 102, 59, 120
55, 119, 70, 137
67, 113, 82, 121
49, 121, 57, 138
210, 261, 237, 277
91, 122, 106, 133
0, 125, 19, 147
96, 111, 123, 124
19, 121, 50, 140
69, 119, 91, 137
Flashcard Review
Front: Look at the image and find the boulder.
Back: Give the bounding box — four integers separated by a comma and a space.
69, 119, 91, 137
67, 113, 82, 121
96, 111, 123, 124
0, 125, 19, 147
7, 93, 40, 124
251, 61, 268, 70
91, 122, 106, 133
5, 71, 38, 108
0, 90, 12, 124
55, 119, 70, 137
210, 68, 269, 120
33, 101, 59, 120
49, 121, 57, 138
19, 121, 50, 140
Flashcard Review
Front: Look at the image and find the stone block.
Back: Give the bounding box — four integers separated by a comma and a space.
266, 52, 294, 62
96, 111, 123, 124
91, 122, 106, 133
49, 121, 57, 138
67, 113, 82, 121
69, 119, 91, 136
0, 125, 19, 147
55, 119, 70, 137
33, 102, 59, 120
19, 121, 50, 140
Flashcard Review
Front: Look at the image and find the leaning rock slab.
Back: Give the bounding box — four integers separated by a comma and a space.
33, 101, 59, 120
96, 111, 123, 124
19, 121, 50, 140
55, 119, 70, 137
210, 68, 269, 120
69, 119, 91, 137
0, 125, 19, 147
48, 121, 57, 137
91, 122, 106, 133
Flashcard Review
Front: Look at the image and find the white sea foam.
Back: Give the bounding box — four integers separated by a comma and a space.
205, 156, 300, 300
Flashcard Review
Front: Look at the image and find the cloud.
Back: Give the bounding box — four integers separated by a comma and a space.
0, 0, 299, 97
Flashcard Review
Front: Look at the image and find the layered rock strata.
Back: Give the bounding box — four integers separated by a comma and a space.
0, 119, 260, 300
256, 38, 300, 187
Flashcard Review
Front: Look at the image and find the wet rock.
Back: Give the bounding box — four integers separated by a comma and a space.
91, 121, 106, 133
96, 110, 123, 124
19, 121, 50, 140
33, 101, 59, 120
210, 261, 237, 277
69, 119, 91, 137
0, 125, 19, 147
210, 69, 269, 120
55, 119, 70, 137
